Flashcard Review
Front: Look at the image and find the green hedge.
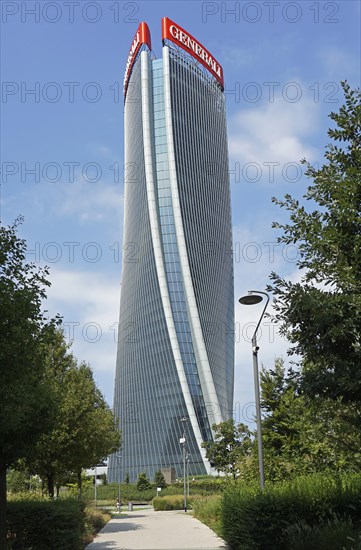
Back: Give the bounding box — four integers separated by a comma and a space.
221, 473, 361, 550
83, 483, 156, 503
193, 495, 223, 538
83, 506, 111, 547
162, 479, 225, 496
82, 478, 225, 502
153, 495, 196, 511
7, 498, 86, 549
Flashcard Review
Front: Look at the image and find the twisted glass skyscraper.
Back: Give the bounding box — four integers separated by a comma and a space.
109, 19, 234, 482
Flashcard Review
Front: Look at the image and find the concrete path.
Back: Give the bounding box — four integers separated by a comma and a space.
86, 507, 227, 550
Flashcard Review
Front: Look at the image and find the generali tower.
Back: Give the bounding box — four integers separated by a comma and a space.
109, 18, 234, 481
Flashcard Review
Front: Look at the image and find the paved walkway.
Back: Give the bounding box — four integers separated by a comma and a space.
86, 507, 226, 550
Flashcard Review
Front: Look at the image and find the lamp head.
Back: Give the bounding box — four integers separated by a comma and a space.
239, 293, 263, 306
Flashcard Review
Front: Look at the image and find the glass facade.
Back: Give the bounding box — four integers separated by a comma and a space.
108, 39, 234, 483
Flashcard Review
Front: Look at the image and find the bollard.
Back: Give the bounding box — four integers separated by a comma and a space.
128, 502, 133, 511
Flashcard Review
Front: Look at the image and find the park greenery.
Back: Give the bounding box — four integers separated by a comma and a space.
1, 81, 360, 548
193, 473, 361, 549
6, 496, 111, 549
197, 81, 361, 547
154, 470, 167, 489
268, 81, 361, 404
0, 218, 120, 546
202, 419, 252, 479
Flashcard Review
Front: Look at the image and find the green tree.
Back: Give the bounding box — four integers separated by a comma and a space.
268, 82, 361, 402
124, 472, 130, 484
202, 419, 253, 479
301, 398, 361, 472
60, 362, 120, 495
154, 470, 167, 489
25, 325, 77, 497
6, 468, 30, 494
27, 328, 120, 497
260, 359, 305, 480
137, 472, 151, 490
0, 219, 57, 545
260, 359, 361, 481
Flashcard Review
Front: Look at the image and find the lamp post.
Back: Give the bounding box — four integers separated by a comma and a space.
116, 452, 122, 512
186, 452, 190, 496
94, 465, 97, 506
239, 290, 269, 491
180, 417, 188, 512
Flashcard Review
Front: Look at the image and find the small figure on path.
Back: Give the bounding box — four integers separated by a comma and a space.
116, 497, 120, 512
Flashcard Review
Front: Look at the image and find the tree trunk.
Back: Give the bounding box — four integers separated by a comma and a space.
47, 474, 54, 499
0, 463, 7, 550
77, 470, 82, 497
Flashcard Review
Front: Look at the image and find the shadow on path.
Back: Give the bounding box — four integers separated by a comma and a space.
86, 543, 118, 549
86, 509, 226, 550
101, 521, 143, 534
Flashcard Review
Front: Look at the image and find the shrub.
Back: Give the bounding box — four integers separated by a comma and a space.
285, 515, 361, 550
221, 473, 361, 550
81, 477, 225, 502
222, 484, 291, 549
82, 482, 156, 503
193, 495, 223, 538
153, 494, 196, 511
7, 498, 86, 549
161, 478, 225, 496
83, 506, 111, 546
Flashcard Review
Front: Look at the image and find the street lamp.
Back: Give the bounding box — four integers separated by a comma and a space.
116, 452, 122, 512
239, 290, 270, 491
179, 417, 188, 512
186, 452, 190, 496
94, 465, 97, 506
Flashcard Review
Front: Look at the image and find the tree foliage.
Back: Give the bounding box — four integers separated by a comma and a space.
137, 472, 151, 491
154, 470, 167, 489
59, 361, 120, 493
26, 328, 121, 497
260, 359, 361, 481
0, 219, 57, 546
268, 81, 361, 402
0, 218, 121, 549
260, 359, 305, 480
0, 219, 57, 469
202, 419, 253, 479
210, 358, 361, 485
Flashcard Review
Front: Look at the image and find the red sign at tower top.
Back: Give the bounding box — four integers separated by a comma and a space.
162, 17, 224, 89
123, 22, 151, 97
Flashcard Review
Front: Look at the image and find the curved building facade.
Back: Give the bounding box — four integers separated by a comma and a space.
109, 19, 234, 482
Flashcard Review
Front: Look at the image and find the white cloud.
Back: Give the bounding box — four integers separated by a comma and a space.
87, 143, 116, 160
232, 221, 301, 423
47, 268, 119, 316
228, 85, 317, 416
4, 168, 123, 229
99, 145, 112, 156
317, 47, 359, 80
221, 45, 257, 68
228, 92, 319, 166
57, 180, 123, 223
46, 267, 121, 404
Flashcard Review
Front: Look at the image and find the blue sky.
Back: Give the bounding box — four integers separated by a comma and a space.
1, 1, 360, 421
